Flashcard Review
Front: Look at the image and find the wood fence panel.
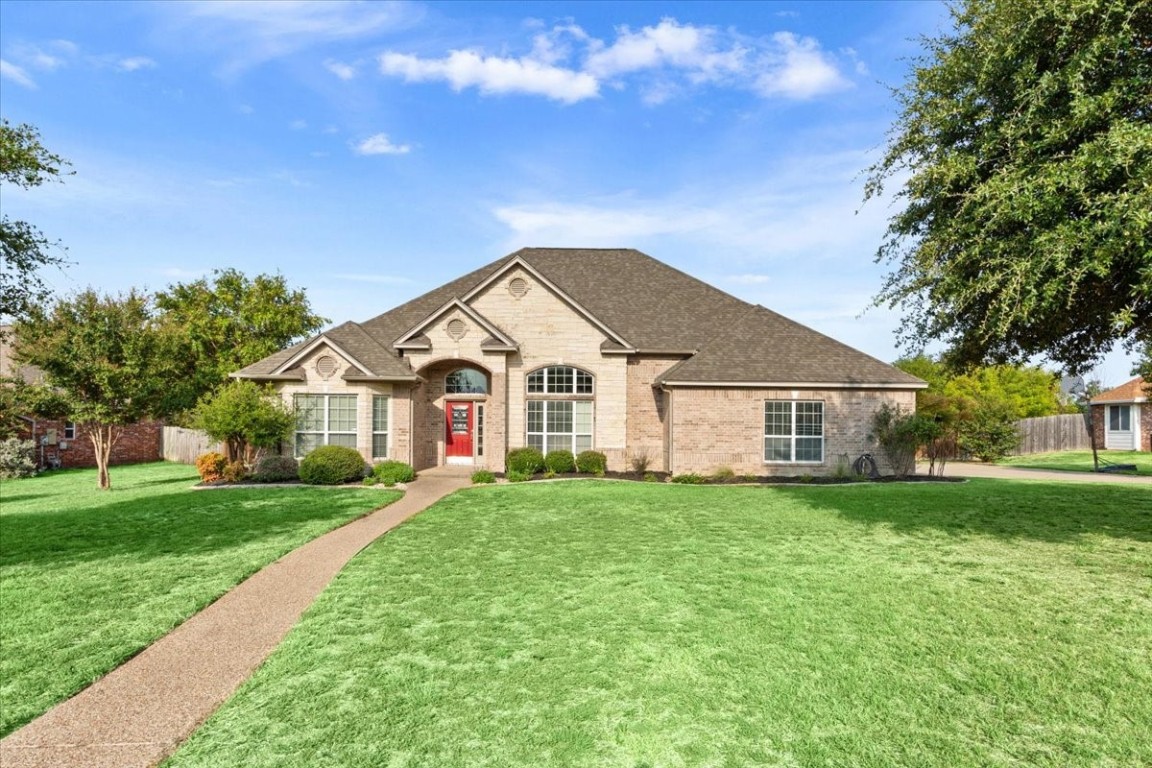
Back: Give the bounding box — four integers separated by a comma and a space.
162, 426, 217, 464
1013, 414, 1091, 455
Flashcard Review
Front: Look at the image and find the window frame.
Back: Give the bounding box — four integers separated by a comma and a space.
294, 393, 359, 458
526, 365, 594, 395
63, 422, 77, 440
445, 368, 488, 395
526, 400, 594, 456
371, 395, 389, 459
764, 400, 824, 464
1108, 404, 1131, 432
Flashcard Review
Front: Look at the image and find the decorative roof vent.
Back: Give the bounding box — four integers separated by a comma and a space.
446, 318, 467, 340
314, 354, 339, 379
508, 277, 530, 299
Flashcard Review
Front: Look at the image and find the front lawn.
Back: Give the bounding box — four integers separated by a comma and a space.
167, 480, 1152, 768
999, 449, 1151, 475
0, 462, 399, 736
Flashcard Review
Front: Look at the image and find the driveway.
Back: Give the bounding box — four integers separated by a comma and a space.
921, 461, 1152, 485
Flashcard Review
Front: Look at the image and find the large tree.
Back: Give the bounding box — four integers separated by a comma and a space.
865, 0, 1151, 373
0, 120, 72, 321
155, 268, 326, 416
13, 290, 182, 489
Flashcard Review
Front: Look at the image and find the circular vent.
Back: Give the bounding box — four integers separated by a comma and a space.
315, 354, 339, 379
446, 319, 467, 340
508, 277, 529, 298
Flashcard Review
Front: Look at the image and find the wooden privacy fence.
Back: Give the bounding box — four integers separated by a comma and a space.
1013, 414, 1091, 455
162, 426, 217, 464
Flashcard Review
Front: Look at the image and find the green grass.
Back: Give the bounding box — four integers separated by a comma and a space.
999, 450, 1152, 475
0, 462, 400, 736
167, 480, 1152, 768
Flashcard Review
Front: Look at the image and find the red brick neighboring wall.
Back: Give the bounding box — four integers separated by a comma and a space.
668, 387, 917, 476
18, 419, 163, 469
1091, 403, 1152, 452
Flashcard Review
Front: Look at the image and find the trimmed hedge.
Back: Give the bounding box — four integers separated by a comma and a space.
373, 460, 415, 486
576, 450, 607, 475
544, 449, 575, 474
250, 455, 299, 483
299, 445, 368, 485
506, 447, 545, 475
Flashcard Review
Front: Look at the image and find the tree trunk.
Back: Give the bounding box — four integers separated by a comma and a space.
88, 424, 122, 490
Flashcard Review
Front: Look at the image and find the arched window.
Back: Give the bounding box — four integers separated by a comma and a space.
445, 368, 488, 394
525, 366, 594, 454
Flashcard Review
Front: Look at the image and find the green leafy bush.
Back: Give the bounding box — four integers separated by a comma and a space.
250, 455, 299, 483
959, 403, 1021, 462
0, 438, 37, 479
506, 447, 544, 475
544, 449, 575, 474
870, 403, 943, 477
575, 450, 607, 475
299, 445, 368, 485
195, 452, 227, 483
470, 470, 496, 484
373, 459, 415, 485
222, 460, 248, 484
670, 472, 706, 484
506, 470, 532, 483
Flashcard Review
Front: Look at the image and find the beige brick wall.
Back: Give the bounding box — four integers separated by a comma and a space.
626, 356, 683, 472
669, 387, 917, 476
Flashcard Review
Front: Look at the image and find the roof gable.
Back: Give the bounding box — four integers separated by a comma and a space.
393, 298, 517, 350
1091, 376, 1148, 404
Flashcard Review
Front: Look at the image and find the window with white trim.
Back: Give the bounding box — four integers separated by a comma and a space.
1108, 405, 1131, 431
764, 400, 824, 462
294, 394, 358, 457
527, 400, 593, 455
476, 403, 485, 457
63, 422, 77, 440
372, 396, 389, 458
527, 366, 593, 394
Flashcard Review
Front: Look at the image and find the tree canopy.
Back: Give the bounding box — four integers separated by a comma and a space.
0, 119, 72, 321
155, 268, 326, 416
192, 379, 296, 467
865, 0, 1152, 373
13, 290, 183, 488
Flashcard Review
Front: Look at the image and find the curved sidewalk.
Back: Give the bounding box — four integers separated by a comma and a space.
922, 461, 1152, 484
0, 471, 470, 768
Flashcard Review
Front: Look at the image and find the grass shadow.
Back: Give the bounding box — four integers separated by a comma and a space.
763, 478, 1152, 544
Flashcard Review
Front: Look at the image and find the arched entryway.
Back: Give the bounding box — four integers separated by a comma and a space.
411, 359, 501, 470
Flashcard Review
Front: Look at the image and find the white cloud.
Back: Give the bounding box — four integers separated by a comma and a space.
353, 132, 411, 155
290, 119, 308, 130
377, 17, 849, 105
116, 56, 156, 72
379, 50, 599, 103
324, 58, 357, 80
0, 60, 36, 88
755, 32, 850, 99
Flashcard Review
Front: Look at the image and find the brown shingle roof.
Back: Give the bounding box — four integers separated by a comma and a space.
1090, 376, 1148, 404
236, 248, 921, 387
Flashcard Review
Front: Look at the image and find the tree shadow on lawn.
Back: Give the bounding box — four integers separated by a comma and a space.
765, 478, 1152, 544
0, 488, 388, 570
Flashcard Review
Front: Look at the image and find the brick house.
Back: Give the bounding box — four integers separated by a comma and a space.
1090, 377, 1150, 452
0, 326, 163, 469
235, 248, 926, 475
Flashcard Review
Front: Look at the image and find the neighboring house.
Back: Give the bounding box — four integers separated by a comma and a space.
1090, 377, 1150, 452
235, 248, 926, 476
0, 325, 163, 469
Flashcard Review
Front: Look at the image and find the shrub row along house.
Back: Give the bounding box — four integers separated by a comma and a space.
235, 248, 926, 476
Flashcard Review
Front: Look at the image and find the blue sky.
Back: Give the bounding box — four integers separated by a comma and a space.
0, 0, 1136, 385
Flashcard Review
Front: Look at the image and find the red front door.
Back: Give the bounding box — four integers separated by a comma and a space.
446, 401, 473, 459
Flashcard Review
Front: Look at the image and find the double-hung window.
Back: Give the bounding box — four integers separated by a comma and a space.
764, 400, 824, 462
295, 394, 357, 457
526, 366, 594, 455
372, 396, 389, 459
1108, 405, 1131, 432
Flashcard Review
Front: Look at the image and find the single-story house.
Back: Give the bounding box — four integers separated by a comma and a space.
1090, 377, 1149, 451
235, 248, 926, 475
0, 326, 164, 469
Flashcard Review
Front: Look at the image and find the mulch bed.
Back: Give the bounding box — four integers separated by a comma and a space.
502, 471, 965, 485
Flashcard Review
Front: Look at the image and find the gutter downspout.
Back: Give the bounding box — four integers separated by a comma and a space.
658, 384, 673, 475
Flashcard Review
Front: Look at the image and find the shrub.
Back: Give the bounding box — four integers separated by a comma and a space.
575, 450, 607, 475
671, 472, 706, 484
629, 449, 652, 474
0, 438, 37, 479
362, 476, 378, 486
870, 403, 942, 477
471, 470, 496, 484
299, 445, 368, 485
221, 460, 248, 484
712, 465, 735, 480
506, 470, 532, 483
195, 452, 227, 483
250, 455, 299, 483
643, 472, 659, 483
544, 449, 575, 474
373, 459, 415, 485
192, 380, 296, 466
506, 447, 544, 475
959, 403, 1021, 462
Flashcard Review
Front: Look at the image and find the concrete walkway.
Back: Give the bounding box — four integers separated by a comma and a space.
923, 461, 1152, 485
0, 470, 471, 768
